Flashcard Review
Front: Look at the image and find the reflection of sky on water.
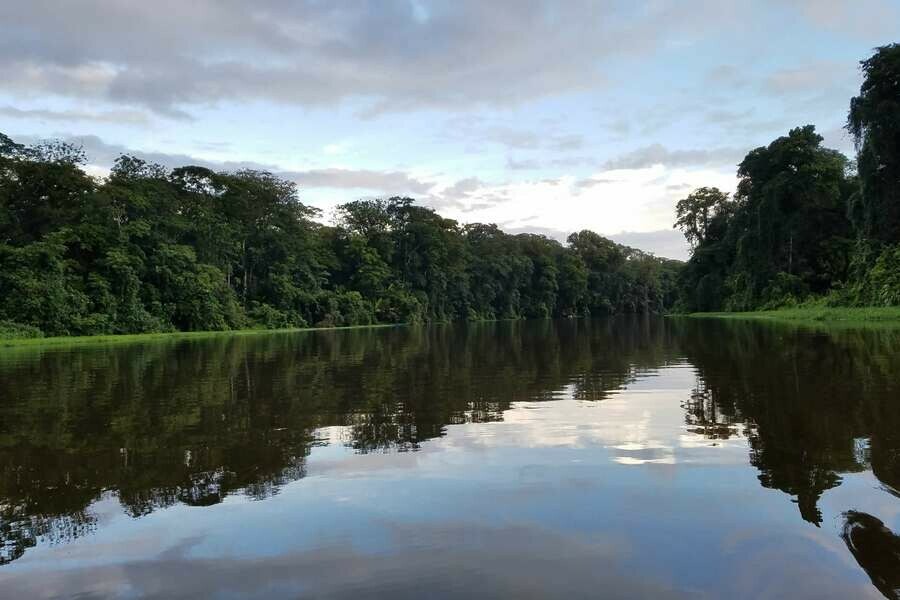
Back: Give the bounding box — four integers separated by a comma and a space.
2, 362, 891, 599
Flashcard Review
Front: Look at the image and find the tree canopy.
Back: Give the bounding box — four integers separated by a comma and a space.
0, 140, 680, 338
674, 44, 900, 312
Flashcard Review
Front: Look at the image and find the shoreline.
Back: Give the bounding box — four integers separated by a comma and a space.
677, 306, 900, 325
0, 322, 405, 349
7, 307, 900, 348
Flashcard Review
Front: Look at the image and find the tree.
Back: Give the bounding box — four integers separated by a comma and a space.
674, 187, 731, 249
848, 43, 900, 243
0, 130, 683, 339
731, 125, 850, 305
675, 126, 852, 312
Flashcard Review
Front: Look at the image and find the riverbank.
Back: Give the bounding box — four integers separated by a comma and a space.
0, 323, 403, 349
682, 306, 900, 324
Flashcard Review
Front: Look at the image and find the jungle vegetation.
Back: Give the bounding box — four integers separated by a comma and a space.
3, 44, 899, 337
0, 135, 679, 338
675, 43, 900, 312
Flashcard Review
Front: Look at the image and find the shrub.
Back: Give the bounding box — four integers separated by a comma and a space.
0, 320, 44, 340
248, 302, 307, 329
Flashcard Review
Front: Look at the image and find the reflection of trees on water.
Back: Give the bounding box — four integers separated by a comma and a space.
841, 511, 900, 600
0, 317, 676, 564
1, 318, 898, 579
680, 321, 900, 599
681, 376, 746, 441
0, 503, 94, 565
675, 320, 900, 527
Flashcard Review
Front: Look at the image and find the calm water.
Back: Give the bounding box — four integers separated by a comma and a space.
1, 318, 899, 599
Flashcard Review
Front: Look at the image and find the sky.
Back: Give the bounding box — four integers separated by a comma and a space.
1, 1, 898, 259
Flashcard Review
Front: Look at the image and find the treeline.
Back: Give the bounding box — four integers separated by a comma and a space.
0, 136, 680, 337
675, 43, 900, 312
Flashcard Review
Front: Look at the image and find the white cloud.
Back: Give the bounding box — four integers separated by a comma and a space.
430, 165, 737, 247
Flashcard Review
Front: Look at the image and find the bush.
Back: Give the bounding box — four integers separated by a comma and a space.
833, 241, 900, 307
374, 287, 424, 323
313, 290, 375, 327
758, 272, 809, 310
0, 237, 90, 336
248, 302, 307, 329
0, 320, 44, 340
867, 244, 900, 306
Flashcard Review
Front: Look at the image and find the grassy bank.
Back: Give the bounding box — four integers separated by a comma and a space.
681, 306, 900, 324
0, 323, 403, 349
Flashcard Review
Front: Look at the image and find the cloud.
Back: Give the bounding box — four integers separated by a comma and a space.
550, 134, 585, 151
762, 61, 854, 96
0, 105, 150, 125
506, 157, 541, 171
502, 224, 572, 242
25, 134, 214, 170
427, 177, 512, 212
13, 132, 438, 198
705, 64, 746, 88
549, 156, 598, 168
819, 125, 854, 155
786, 0, 900, 39
602, 144, 746, 170
505, 156, 597, 171
289, 169, 434, 195
608, 229, 690, 261
425, 165, 738, 240
704, 108, 755, 124
443, 176, 484, 197
442, 117, 586, 153
482, 126, 542, 149
574, 178, 619, 189
500, 216, 690, 260
0, 1, 750, 117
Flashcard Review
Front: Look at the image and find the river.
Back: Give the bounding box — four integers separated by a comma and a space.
1, 318, 898, 599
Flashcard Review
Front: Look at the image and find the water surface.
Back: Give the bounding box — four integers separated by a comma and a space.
1, 318, 899, 599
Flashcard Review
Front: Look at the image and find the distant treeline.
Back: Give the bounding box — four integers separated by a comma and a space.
674, 43, 900, 312
0, 137, 680, 337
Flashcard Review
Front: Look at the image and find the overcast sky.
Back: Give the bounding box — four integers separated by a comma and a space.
2, 1, 898, 259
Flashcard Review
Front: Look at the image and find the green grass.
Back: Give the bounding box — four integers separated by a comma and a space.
681, 306, 900, 325
0, 323, 402, 349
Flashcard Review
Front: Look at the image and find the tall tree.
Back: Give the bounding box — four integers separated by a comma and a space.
848, 43, 900, 243
674, 187, 731, 249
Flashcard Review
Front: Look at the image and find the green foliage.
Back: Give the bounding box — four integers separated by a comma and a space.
0, 134, 679, 339
677, 125, 855, 312
248, 302, 305, 329
839, 243, 900, 307
677, 44, 900, 314
867, 245, 900, 306
374, 286, 425, 324
848, 43, 900, 243
314, 290, 375, 327
0, 320, 43, 340
0, 232, 90, 336
674, 187, 731, 249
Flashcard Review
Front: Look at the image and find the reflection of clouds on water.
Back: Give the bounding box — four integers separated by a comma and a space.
2, 319, 900, 599
426, 366, 750, 468
302, 365, 755, 480
0, 520, 697, 600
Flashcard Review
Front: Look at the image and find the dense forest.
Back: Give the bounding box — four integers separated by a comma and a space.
674, 43, 900, 312
0, 139, 680, 338
2, 44, 898, 338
